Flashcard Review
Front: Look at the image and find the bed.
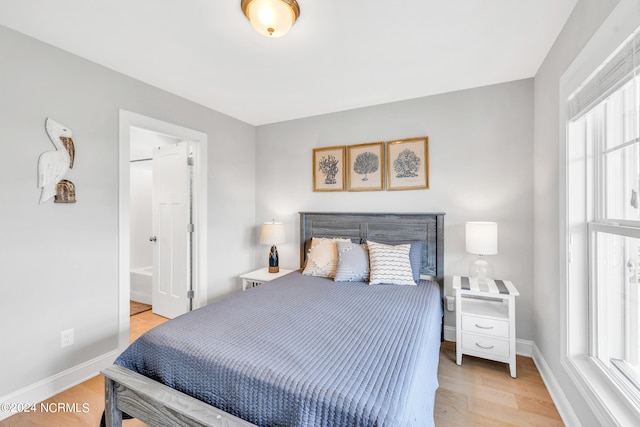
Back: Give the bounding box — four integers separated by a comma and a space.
103, 212, 445, 427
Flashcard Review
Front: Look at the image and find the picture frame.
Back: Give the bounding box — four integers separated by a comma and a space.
312, 146, 346, 192
347, 142, 384, 191
386, 136, 429, 191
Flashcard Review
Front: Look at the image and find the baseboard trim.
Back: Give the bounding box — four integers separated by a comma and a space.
0, 350, 119, 421
532, 344, 581, 427
130, 291, 152, 305
443, 325, 456, 342
443, 326, 533, 357
516, 338, 533, 357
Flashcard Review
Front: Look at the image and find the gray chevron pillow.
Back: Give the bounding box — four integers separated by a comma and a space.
367, 241, 416, 286
363, 239, 422, 282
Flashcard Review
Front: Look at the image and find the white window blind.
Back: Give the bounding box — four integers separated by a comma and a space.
569, 31, 640, 121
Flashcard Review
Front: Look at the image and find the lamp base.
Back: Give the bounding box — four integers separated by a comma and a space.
268, 244, 279, 273
469, 256, 494, 284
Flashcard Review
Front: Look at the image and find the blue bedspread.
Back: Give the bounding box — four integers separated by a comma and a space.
116, 271, 442, 426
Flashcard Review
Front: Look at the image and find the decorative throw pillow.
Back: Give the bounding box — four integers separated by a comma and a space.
334, 241, 370, 282
367, 241, 416, 286
364, 239, 422, 282
302, 237, 351, 278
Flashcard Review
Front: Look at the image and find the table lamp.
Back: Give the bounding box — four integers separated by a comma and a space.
465, 221, 498, 284
260, 220, 286, 273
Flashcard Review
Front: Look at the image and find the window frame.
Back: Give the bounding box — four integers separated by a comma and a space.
569, 85, 640, 415
589, 76, 640, 398
559, 3, 640, 424
564, 97, 640, 427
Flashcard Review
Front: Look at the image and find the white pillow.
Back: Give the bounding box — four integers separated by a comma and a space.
367, 241, 416, 285
302, 237, 351, 278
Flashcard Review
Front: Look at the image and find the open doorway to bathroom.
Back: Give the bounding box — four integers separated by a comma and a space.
118, 110, 208, 352
129, 128, 178, 310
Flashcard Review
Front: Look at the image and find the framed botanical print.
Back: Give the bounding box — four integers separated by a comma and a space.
347, 142, 384, 191
312, 146, 346, 191
386, 136, 429, 190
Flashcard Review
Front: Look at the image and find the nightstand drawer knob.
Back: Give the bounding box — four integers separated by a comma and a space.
475, 343, 495, 350
475, 323, 494, 330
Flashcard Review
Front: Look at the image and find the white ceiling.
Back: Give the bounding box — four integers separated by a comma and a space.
0, 0, 578, 126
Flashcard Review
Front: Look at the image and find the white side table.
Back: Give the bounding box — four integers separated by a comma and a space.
453, 275, 519, 378
239, 267, 294, 291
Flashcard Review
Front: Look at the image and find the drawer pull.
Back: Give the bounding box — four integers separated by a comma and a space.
475, 343, 495, 350
475, 323, 494, 330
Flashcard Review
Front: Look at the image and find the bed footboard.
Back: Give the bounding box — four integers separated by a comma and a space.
102, 365, 255, 427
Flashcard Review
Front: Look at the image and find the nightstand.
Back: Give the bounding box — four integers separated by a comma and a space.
453, 275, 519, 378
239, 267, 294, 291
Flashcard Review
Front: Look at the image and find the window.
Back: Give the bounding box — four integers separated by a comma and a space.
567, 33, 640, 409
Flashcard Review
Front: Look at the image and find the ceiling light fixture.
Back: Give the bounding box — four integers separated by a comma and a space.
241, 0, 300, 38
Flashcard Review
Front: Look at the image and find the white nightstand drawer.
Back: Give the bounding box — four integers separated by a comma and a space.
461, 314, 509, 338
461, 334, 510, 358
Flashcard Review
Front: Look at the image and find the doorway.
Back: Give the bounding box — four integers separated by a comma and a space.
118, 110, 208, 352
129, 128, 177, 308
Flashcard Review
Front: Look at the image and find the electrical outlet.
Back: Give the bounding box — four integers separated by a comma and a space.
61, 328, 74, 348
446, 296, 455, 311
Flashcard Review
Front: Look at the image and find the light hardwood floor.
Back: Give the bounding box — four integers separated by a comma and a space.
1, 312, 562, 426
435, 341, 562, 426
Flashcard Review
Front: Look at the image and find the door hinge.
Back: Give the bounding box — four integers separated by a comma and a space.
187, 290, 195, 299
187, 223, 195, 233
187, 156, 194, 166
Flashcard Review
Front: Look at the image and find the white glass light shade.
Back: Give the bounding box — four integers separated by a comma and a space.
465, 222, 498, 255
241, 0, 300, 38
260, 221, 286, 245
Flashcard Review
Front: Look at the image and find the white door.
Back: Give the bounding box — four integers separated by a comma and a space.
151, 142, 192, 319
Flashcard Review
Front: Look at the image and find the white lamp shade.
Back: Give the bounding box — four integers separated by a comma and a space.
465, 222, 498, 255
243, 0, 299, 38
260, 222, 286, 245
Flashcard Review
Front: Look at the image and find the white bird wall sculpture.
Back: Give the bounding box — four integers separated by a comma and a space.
37, 118, 74, 204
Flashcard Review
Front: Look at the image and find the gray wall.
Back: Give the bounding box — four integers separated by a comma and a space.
0, 25, 256, 397
254, 80, 534, 336
533, 0, 620, 425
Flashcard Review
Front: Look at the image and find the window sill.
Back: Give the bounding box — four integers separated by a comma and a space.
563, 354, 640, 425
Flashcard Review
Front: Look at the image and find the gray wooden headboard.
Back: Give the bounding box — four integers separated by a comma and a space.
299, 212, 445, 288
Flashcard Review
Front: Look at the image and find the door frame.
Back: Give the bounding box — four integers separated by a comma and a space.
118, 109, 208, 352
